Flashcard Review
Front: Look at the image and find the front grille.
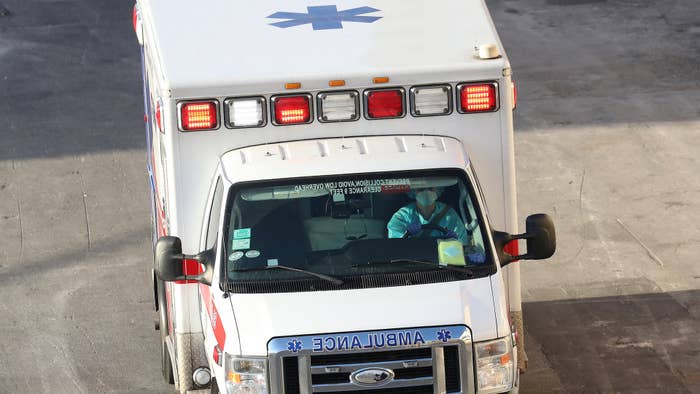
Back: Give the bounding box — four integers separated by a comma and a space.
283, 356, 301, 394
269, 325, 472, 394
323, 386, 433, 394
444, 345, 461, 393
310, 348, 432, 365
282, 346, 461, 393
393, 366, 433, 380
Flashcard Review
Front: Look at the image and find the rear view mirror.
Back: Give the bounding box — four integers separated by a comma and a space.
525, 214, 556, 260
154, 236, 215, 285
155, 236, 184, 281
492, 213, 556, 266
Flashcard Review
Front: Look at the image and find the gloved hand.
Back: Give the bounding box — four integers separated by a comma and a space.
468, 252, 486, 264
406, 222, 423, 236
443, 230, 457, 239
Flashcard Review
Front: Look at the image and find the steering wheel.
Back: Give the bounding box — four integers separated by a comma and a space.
402, 223, 451, 238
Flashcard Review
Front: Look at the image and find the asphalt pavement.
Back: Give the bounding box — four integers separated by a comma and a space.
0, 0, 698, 393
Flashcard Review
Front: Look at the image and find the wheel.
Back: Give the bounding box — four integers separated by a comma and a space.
402, 223, 451, 238
157, 279, 175, 384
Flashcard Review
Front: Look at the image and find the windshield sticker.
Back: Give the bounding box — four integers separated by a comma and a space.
438, 239, 466, 266
228, 251, 245, 261
267, 259, 279, 267
233, 228, 252, 239
332, 193, 345, 202
245, 250, 261, 259
294, 179, 411, 196
232, 238, 251, 251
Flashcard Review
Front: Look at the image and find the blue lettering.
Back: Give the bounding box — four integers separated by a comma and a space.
337, 336, 349, 350
313, 331, 426, 351
324, 337, 336, 351
363, 334, 374, 349
374, 334, 385, 348
313, 338, 323, 352
398, 331, 412, 346
414, 331, 425, 344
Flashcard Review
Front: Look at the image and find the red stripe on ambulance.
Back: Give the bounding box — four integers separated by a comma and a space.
200, 284, 226, 348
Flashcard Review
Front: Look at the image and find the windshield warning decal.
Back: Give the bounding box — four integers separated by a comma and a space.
294, 179, 410, 195
267, 5, 381, 30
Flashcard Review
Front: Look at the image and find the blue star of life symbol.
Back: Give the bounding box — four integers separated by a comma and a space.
437, 329, 451, 343
268, 5, 381, 30
287, 339, 303, 353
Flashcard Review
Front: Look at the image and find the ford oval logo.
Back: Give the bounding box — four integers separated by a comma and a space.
350, 367, 395, 387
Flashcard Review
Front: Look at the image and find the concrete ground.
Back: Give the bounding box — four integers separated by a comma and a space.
0, 0, 698, 393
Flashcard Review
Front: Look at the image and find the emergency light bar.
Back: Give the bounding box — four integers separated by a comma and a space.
224, 97, 266, 128
173, 81, 500, 132
271, 94, 313, 125
410, 85, 452, 117
457, 82, 499, 113
364, 88, 405, 119
317, 91, 360, 123
178, 100, 219, 131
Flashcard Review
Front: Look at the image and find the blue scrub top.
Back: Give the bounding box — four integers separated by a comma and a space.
387, 202, 468, 244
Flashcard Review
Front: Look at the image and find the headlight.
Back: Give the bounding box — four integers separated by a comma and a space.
224, 355, 268, 394
475, 337, 515, 393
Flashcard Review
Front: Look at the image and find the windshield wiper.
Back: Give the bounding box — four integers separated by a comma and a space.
353, 259, 475, 276
232, 265, 344, 286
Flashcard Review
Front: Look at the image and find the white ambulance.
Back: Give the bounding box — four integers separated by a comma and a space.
134, 1, 556, 393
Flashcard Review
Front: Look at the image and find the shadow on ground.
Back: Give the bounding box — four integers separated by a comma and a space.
521, 290, 700, 393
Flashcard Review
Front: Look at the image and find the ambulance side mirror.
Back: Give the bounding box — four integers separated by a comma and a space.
493, 213, 556, 266
524, 214, 556, 260
155, 236, 184, 281
154, 236, 215, 285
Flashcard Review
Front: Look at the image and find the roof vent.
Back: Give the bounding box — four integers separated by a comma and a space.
474, 44, 501, 60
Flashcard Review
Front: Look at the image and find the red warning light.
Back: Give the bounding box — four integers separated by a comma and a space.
273, 95, 312, 125
180, 101, 218, 131
365, 89, 405, 119
458, 83, 498, 113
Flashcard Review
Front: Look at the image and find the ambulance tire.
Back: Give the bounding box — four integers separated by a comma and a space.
157, 279, 175, 384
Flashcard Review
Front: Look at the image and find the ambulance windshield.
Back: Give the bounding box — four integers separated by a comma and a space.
222, 169, 494, 293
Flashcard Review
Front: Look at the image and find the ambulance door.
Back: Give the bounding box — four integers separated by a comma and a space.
198, 175, 227, 376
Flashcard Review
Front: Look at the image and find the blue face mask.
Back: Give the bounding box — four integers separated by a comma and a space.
415, 190, 438, 207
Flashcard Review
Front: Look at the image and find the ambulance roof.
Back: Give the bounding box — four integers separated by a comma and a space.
140, 0, 508, 98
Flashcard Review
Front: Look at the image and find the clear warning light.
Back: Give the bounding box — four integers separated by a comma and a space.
225, 97, 266, 128
318, 91, 359, 122
411, 85, 452, 116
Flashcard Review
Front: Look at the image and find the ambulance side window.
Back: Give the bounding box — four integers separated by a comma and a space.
206, 178, 224, 250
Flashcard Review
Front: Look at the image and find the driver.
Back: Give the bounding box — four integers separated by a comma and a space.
387, 187, 468, 244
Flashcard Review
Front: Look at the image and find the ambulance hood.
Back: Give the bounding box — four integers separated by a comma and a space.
228, 276, 502, 356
